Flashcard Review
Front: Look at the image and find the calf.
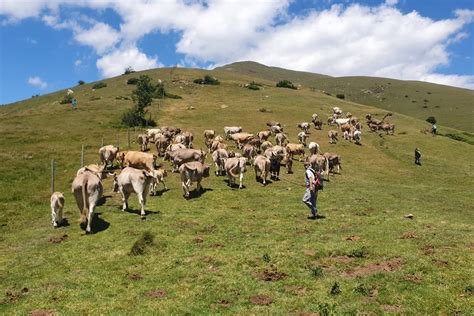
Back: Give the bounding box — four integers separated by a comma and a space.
179, 161, 210, 198
297, 131, 308, 146
137, 134, 149, 152
204, 129, 215, 152
151, 168, 168, 194
225, 157, 248, 189
253, 155, 270, 185
353, 130, 362, 145
308, 142, 320, 155
113, 167, 154, 218
328, 130, 338, 144
297, 122, 310, 134
50, 192, 65, 228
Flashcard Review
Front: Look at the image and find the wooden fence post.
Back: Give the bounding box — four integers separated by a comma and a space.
127, 129, 131, 149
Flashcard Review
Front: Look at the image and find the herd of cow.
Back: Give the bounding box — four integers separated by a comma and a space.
50, 107, 394, 233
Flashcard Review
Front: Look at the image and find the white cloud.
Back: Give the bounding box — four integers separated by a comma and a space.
74, 59, 82, 66
74, 22, 120, 54
28, 76, 48, 89
419, 73, 474, 90
2, 1, 474, 89
96, 46, 161, 78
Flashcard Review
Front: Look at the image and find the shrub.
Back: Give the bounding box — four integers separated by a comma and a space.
78, 80, 85, 85
247, 81, 261, 90
92, 81, 107, 89
123, 66, 135, 75
276, 80, 297, 90
310, 266, 323, 278
130, 231, 154, 256
426, 116, 436, 124
262, 253, 271, 263
348, 247, 368, 258
59, 94, 73, 104
193, 75, 220, 85
127, 78, 139, 85
122, 75, 157, 127
330, 282, 341, 295
336, 94, 345, 99
153, 82, 182, 99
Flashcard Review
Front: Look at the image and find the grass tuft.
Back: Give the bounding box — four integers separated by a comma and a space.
129, 231, 155, 256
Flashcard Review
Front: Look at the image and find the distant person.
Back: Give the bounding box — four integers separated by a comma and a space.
431, 123, 437, 136
303, 162, 324, 219
72, 98, 77, 109
415, 148, 421, 165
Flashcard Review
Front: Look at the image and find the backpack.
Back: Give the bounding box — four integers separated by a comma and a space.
307, 168, 323, 191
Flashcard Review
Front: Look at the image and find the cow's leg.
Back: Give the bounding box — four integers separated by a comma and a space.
137, 191, 146, 217
86, 203, 95, 234
161, 178, 167, 190
197, 180, 202, 194
57, 206, 63, 226
51, 206, 58, 228
121, 189, 131, 211
239, 172, 244, 189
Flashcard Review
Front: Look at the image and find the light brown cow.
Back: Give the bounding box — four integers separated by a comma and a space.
323, 152, 342, 174
242, 144, 257, 160
155, 134, 170, 156
165, 148, 206, 171
306, 154, 329, 180
72, 168, 107, 233
77, 164, 103, 176
297, 131, 309, 146
179, 161, 210, 198
340, 123, 352, 133
286, 143, 305, 161
212, 148, 229, 176
99, 145, 119, 168
266, 121, 281, 127
225, 157, 248, 189
380, 123, 395, 135
181, 131, 194, 148
204, 129, 216, 152
210, 139, 227, 152
261, 141, 273, 152
308, 142, 320, 155
122, 151, 157, 171
137, 134, 149, 152
269, 124, 283, 134
257, 130, 271, 141
297, 122, 310, 134
50, 192, 65, 228
166, 143, 186, 152
253, 155, 270, 185
113, 167, 154, 218
275, 132, 287, 146
230, 132, 254, 149
328, 130, 338, 144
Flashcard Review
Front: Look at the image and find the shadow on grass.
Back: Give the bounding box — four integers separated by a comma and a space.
185, 188, 213, 200
223, 179, 247, 189
152, 188, 170, 197
80, 212, 110, 234
97, 195, 112, 206
123, 208, 161, 217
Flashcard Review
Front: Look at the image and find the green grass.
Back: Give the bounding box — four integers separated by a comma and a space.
0, 66, 473, 314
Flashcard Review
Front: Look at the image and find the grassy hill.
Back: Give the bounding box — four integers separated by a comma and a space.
216, 62, 474, 132
0, 66, 473, 314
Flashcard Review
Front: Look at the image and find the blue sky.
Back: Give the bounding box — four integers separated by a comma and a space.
1, 0, 473, 105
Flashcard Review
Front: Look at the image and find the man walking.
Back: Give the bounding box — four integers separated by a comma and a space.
415, 148, 421, 165
302, 162, 323, 219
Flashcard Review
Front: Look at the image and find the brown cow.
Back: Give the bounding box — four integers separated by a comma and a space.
257, 130, 271, 141
123, 151, 157, 171
323, 152, 342, 174
99, 145, 119, 168
225, 157, 248, 189
253, 155, 270, 185
179, 161, 210, 198
286, 143, 305, 161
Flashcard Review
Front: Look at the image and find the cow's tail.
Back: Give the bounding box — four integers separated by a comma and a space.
57, 194, 65, 209
80, 177, 89, 225
228, 166, 239, 178
325, 157, 330, 179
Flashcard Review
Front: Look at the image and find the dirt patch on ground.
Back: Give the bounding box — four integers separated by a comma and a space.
343, 258, 403, 277
285, 285, 307, 296
48, 234, 68, 243
213, 299, 232, 308
146, 289, 166, 299
254, 266, 288, 281
380, 304, 402, 312
303, 249, 316, 256
249, 294, 273, 305
343, 236, 361, 241
194, 236, 204, 243
127, 273, 143, 281
1, 288, 29, 304
400, 232, 418, 239
28, 310, 55, 316
421, 245, 435, 255
432, 258, 449, 266
404, 274, 423, 284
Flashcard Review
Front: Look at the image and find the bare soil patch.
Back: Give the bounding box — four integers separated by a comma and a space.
254, 266, 288, 281
303, 249, 316, 256
146, 289, 166, 299
1, 287, 29, 304
285, 285, 307, 296
432, 258, 449, 266
344, 236, 361, 241
421, 245, 435, 255
380, 304, 402, 312
28, 310, 55, 316
343, 258, 403, 277
194, 236, 204, 243
214, 299, 232, 308
400, 232, 418, 239
48, 234, 68, 243
404, 274, 423, 284
249, 294, 273, 305
127, 273, 143, 281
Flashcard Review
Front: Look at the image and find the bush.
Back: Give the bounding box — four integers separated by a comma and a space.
336, 94, 345, 99
122, 75, 157, 127
276, 80, 297, 90
60, 94, 73, 104
129, 231, 154, 256
121, 108, 156, 127
92, 81, 107, 89
426, 116, 437, 124
330, 282, 341, 295
127, 78, 139, 85
78, 80, 85, 85
153, 82, 182, 99
194, 75, 220, 85
348, 247, 368, 258
123, 66, 135, 75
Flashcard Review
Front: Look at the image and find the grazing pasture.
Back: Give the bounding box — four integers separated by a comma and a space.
0, 66, 473, 314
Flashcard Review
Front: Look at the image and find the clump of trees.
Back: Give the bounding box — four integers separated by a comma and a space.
78, 80, 85, 85
153, 82, 182, 99
123, 66, 136, 75
276, 80, 297, 90
59, 94, 73, 104
92, 81, 107, 89
247, 81, 261, 90
336, 94, 345, 99
193, 75, 220, 85
426, 116, 436, 124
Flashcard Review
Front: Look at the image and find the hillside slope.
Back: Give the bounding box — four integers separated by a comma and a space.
0, 67, 473, 314
216, 62, 474, 132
